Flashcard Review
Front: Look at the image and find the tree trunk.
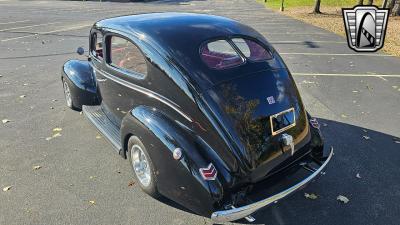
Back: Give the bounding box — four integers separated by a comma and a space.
366, 0, 373, 5
280, 0, 284, 11
393, 1, 400, 16
313, 0, 321, 13
358, 0, 364, 5
382, 0, 388, 8
387, 0, 396, 9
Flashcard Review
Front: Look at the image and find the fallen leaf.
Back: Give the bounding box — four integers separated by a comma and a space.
45, 137, 52, 141
392, 86, 398, 89
337, 195, 349, 204
50, 107, 54, 109
89, 200, 95, 205
356, 173, 361, 179
95, 135, 102, 139
33, 165, 42, 170
23, 83, 28, 86
89, 176, 96, 179
304, 193, 318, 200
362, 135, 370, 140
52, 133, 61, 138
19, 95, 26, 98
341, 114, 348, 118
128, 181, 135, 187
0, 74, 2, 78
52, 99, 57, 102
2, 119, 11, 124
52, 128, 62, 132
352, 90, 359, 93
2, 186, 12, 192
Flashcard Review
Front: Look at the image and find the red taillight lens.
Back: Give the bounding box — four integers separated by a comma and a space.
199, 163, 217, 181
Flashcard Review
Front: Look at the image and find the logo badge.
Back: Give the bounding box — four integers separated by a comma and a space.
342, 5, 389, 52
199, 163, 217, 181
281, 133, 294, 156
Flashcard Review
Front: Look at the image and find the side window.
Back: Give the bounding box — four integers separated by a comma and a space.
109, 36, 147, 75
91, 32, 103, 60
232, 38, 272, 61
200, 40, 244, 69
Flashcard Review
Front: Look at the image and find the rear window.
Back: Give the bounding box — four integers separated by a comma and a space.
200, 40, 244, 69
232, 38, 272, 61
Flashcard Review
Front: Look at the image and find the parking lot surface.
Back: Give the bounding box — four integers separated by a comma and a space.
0, 0, 399, 224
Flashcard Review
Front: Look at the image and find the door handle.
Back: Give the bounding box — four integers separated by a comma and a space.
97, 78, 107, 82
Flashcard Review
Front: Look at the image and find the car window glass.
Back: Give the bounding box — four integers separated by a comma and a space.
110, 36, 147, 75
92, 32, 103, 60
200, 40, 244, 69
232, 38, 272, 61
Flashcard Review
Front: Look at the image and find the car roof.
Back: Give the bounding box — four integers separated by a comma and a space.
94, 13, 280, 88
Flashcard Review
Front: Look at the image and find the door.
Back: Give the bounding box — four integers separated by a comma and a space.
98, 33, 149, 126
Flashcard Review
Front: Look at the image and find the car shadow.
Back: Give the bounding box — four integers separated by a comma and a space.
227, 118, 400, 225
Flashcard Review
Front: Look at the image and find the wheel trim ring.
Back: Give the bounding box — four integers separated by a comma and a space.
63, 81, 72, 108
130, 144, 151, 187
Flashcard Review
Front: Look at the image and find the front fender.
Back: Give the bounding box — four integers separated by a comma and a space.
62, 59, 99, 107
121, 105, 230, 216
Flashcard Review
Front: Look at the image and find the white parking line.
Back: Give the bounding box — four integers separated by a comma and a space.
270, 40, 346, 44
0, 22, 61, 32
1, 23, 91, 42
0, 20, 30, 25
280, 52, 393, 57
292, 73, 400, 78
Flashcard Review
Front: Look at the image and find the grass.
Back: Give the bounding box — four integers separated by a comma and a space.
257, 0, 384, 10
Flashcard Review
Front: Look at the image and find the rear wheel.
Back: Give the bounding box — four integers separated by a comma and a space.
127, 136, 159, 197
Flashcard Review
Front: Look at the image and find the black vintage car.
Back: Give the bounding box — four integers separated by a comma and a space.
61, 13, 333, 222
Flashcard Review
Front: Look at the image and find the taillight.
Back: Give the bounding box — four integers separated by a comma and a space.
199, 163, 217, 181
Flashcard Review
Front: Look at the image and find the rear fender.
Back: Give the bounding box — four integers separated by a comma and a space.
121, 105, 229, 216
61, 60, 99, 106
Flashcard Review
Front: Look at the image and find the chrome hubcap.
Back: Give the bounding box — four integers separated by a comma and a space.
130, 144, 151, 187
63, 81, 72, 108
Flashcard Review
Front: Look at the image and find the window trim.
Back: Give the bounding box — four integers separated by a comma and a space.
104, 33, 147, 80
199, 37, 246, 70
199, 35, 274, 70
231, 36, 273, 62
90, 30, 104, 62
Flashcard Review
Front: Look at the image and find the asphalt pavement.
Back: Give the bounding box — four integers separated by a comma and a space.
0, 0, 399, 225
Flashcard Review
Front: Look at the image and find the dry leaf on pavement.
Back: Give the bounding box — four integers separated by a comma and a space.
19, 95, 26, 98
337, 195, 349, 204
2, 119, 11, 124
33, 165, 42, 170
304, 193, 318, 200
2, 186, 12, 192
89, 200, 95, 205
95, 135, 102, 139
52, 128, 62, 132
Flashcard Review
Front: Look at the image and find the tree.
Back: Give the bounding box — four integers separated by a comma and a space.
313, 0, 321, 13
358, 0, 364, 5
393, 1, 400, 16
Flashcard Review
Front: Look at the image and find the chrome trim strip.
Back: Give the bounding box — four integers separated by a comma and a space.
211, 147, 334, 222
93, 67, 193, 122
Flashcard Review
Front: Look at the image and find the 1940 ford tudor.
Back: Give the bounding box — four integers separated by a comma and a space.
61, 13, 333, 222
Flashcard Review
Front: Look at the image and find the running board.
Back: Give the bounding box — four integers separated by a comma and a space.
82, 105, 122, 153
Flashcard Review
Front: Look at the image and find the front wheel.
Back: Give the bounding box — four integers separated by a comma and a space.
62, 77, 79, 111
127, 136, 159, 197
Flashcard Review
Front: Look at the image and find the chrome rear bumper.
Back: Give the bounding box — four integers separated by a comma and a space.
211, 147, 334, 223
